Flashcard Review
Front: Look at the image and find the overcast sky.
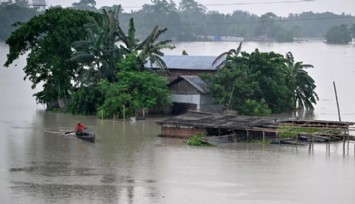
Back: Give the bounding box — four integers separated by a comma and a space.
47, 0, 355, 17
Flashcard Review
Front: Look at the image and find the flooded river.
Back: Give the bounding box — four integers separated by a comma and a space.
1, 41, 355, 204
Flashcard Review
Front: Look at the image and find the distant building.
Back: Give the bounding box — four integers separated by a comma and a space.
32, 0, 46, 10
196, 35, 244, 42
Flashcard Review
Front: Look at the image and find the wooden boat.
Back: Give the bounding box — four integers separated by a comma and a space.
75, 132, 96, 143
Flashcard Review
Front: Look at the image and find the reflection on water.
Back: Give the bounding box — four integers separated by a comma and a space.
1, 41, 355, 204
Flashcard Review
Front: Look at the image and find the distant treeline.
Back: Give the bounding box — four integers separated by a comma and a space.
1, 0, 355, 42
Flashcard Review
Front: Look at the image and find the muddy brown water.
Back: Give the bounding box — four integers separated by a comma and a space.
1, 41, 355, 204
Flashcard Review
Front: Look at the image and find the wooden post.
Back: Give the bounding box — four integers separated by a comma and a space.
247, 130, 249, 142
262, 131, 265, 143
333, 81, 342, 122
123, 105, 125, 120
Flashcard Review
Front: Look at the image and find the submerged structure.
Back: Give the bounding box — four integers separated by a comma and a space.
157, 111, 355, 144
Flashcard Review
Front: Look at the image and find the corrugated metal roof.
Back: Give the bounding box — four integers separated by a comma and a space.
157, 111, 355, 130
146, 55, 224, 70
157, 111, 279, 130
169, 76, 209, 94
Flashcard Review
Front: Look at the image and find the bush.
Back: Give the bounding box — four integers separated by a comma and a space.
186, 133, 213, 146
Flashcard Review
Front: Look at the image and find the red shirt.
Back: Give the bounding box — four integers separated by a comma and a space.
75, 123, 86, 132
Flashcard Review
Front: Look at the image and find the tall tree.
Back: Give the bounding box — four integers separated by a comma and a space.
203, 44, 318, 115
325, 24, 352, 44
178, 0, 207, 39
4, 8, 100, 108
71, 8, 123, 84
351, 24, 355, 38
71, 0, 97, 11
285, 52, 318, 110
203, 43, 273, 115
212, 42, 242, 68
137, 0, 181, 40
255, 12, 277, 37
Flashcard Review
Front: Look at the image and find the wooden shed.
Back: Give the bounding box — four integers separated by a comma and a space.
168, 76, 220, 114
157, 111, 280, 139
157, 111, 355, 142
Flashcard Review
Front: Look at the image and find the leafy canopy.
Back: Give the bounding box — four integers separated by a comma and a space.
4, 7, 101, 106
202, 43, 318, 115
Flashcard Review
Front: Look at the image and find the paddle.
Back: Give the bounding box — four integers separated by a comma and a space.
64, 131, 75, 134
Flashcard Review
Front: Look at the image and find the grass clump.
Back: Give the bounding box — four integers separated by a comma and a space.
186, 133, 213, 146
277, 126, 341, 138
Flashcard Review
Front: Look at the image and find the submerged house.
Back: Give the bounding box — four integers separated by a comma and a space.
168, 76, 220, 114
146, 55, 224, 114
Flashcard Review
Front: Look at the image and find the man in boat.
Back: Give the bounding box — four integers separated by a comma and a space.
74, 121, 87, 135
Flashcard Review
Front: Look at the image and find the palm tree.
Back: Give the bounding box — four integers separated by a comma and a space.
212, 42, 242, 68
116, 18, 175, 73
70, 8, 122, 85
285, 52, 319, 110
71, 7, 174, 85
211, 42, 243, 110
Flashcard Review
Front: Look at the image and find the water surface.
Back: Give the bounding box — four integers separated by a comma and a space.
1, 41, 355, 204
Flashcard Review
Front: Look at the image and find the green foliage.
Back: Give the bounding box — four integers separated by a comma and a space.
68, 86, 104, 115
71, 8, 122, 84
203, 44, 317, 115
239, 99, 272, 116
351, 24, 355, 38
325, 24, 352, 44
4, 8, 100, 108
116, 16, 175, 73
186, 133, 212, 146
277, 126, 340, 138
116, 5, 355, 41
97, 71, 171, 118
275, 29, 294, 42
285, 52, 318, 110
71, 0, 97, 11
5, 6, 173, 117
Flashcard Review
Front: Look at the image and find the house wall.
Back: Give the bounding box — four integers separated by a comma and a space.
160, 126, 206, 138
169, 80, 200, 94
200, 94, 213, 105
158, 70, 215, 82
172, 94, 201, 110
